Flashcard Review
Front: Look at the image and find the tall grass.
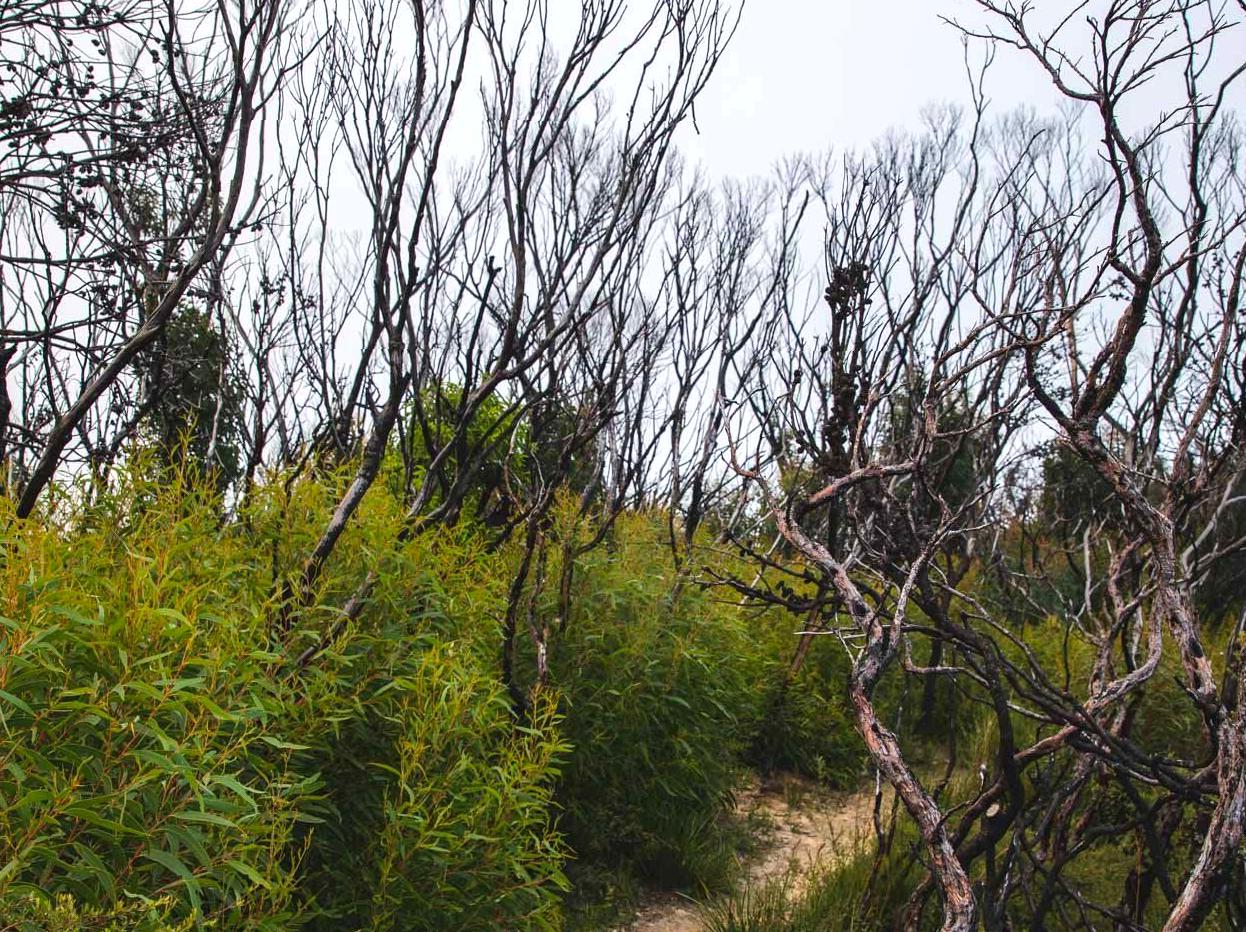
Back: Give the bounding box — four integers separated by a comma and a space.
700, 825, 924, 932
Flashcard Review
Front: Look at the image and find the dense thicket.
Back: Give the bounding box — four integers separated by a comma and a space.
0, 460, 872, 928
4, 0, 1246, 929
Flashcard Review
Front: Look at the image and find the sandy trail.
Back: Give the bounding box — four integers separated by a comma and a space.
617, 774, 884, 932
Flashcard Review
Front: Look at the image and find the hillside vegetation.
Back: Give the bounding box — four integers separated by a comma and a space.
3, 0, 1246, 928
0, 462, 876, 929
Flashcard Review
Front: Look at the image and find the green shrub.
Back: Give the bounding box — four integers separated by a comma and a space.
745, 623, 867, 788
0, 479, 310, 928
0, 465, 569, 930
0, 461, 890, 928
550, 512, 761, 895
0, 892, 194, 931
295, 638, 569, 931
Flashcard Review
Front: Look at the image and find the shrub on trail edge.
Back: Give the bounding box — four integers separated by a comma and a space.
549, 512, 761, 896
295, 638, 569, 931
1, 466, 871, 928
0, 465, 568, 930
742, 611, 868, 789
0, 486, 309, 928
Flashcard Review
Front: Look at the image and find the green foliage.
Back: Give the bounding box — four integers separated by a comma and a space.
1, 461, 877, 928
738, 603, 869, 787
390, 383, 524, 518
11, 449, 1231, 931
0, 463, 568, 929
132, 304, 246, 485
1037, 443, 1116, 540
391, 384, 602, 522
296, 640, 569, 931
0, 479, 309, 928
0, 891, 194, 932
524, 398, 603, 497
747, 674, 866, 789
551, 512, 762, 895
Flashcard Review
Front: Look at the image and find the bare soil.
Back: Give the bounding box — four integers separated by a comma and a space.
616, 773, 884, 932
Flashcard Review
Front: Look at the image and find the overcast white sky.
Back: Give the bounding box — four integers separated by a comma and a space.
674, 0, 1242, 179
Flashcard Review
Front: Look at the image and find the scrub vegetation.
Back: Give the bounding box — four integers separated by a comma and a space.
3, 0, 1246, 929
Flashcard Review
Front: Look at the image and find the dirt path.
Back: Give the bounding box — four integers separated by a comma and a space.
617, 774, 884, 932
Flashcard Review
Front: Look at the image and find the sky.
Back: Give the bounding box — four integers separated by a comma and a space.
675, 0, 1056, 178
672, 0, 1244, 180
331, 0, 1246, 228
